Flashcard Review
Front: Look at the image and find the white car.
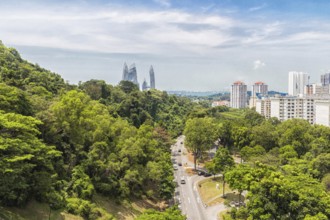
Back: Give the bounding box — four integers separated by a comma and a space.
180, 177, 186, 184
173, 165, 178, 170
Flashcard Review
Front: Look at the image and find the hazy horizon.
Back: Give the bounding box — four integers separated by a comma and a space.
2, 0, 330, 92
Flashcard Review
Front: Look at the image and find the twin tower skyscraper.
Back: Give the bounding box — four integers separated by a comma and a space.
122, 63, 155, 91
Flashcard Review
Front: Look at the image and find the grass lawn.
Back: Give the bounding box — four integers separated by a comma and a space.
220, 110, 245, 120
198, 177, 233, 206
198, 177, 245, 206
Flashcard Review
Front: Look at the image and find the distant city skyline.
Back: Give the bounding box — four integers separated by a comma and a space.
2, 0, 330, 91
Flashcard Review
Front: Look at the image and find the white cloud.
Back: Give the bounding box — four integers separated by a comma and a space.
0, 3, 235, 54
254, 60, 266, 70
0, 1, 330, 91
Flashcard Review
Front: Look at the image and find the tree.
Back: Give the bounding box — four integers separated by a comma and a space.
244, 108, 265, 127
217, 120, 234, 148
321, 173, 330, 192
118, 80, 139, 94
212, 148, 235, 197
250, 121, 278, 151
312, 153, 330, 179
226, 165, 250, 204
184, 117, 217, 170
279, 145, 298, 165
247, 172, 330, 219
0, 112, 61, 205
277, 119, 313, 157
240, 145, 266, 162
232, 126, 251, 153
0, 83, 32, 115
204, 161, 216, 177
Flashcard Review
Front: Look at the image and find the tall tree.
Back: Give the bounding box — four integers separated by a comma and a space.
0, 112, 61, 205
212, 148, 235, 197
183, 117, 217, 170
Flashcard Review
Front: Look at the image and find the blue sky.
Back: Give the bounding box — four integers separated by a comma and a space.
1, 0, 330, 91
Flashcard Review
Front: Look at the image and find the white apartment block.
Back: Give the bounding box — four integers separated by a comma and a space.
255, 98, 271, 119
230, 81, 247, 109
315, 100, 330, 127
288, 71, 308, 96
256, 96, 315, 124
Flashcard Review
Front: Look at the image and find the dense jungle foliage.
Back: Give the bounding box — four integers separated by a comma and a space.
184, 106, 330, 219
0, 41, 192, 219
2, 40, 330, 220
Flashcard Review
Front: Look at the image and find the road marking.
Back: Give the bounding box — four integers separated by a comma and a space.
197, 197, 200, 203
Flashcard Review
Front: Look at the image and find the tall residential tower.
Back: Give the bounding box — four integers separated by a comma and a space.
288, 71, 308, 96
321, 73, 330, 86
230, 81, 247, 109
250, 81, 268, 108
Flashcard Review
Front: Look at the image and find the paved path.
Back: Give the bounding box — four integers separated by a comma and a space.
171, 136, 228, 220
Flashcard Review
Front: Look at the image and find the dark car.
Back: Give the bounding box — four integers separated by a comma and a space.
197, 171, 205, 176
178, 149, 181, 152
178, 162, 182, 166
203, 172, 212, 177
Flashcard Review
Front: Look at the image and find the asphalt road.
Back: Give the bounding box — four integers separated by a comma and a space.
171, 135, 227, 220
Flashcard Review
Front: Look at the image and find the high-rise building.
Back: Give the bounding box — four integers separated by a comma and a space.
121, 63, 155, 91
142, 79, 148, 91
250, 81, 268, 108
122, 62, 129, 81
288, 71, 308, 96
315, 100, 330, 127
149, 66, 155, 89
252, 81, 268, 96
122, 63, 139, 87
321, 73, 330, 86
230, 81, 247, 109
127, 63, 139, 85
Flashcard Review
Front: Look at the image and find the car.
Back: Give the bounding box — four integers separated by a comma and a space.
203, 172, 212, 177
178, 149, 181, 152
197, 171, 205, 176
180, 142, 183, 144
178, 162, 182, 166
180, 177, 186, 184
173, 165, 178, 170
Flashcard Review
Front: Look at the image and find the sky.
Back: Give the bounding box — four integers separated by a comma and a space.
1, 0, 330, 92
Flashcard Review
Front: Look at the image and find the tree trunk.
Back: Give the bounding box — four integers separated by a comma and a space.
194, 152, 197, 170
239, 191, 241, 206
222, 173, 226, 198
